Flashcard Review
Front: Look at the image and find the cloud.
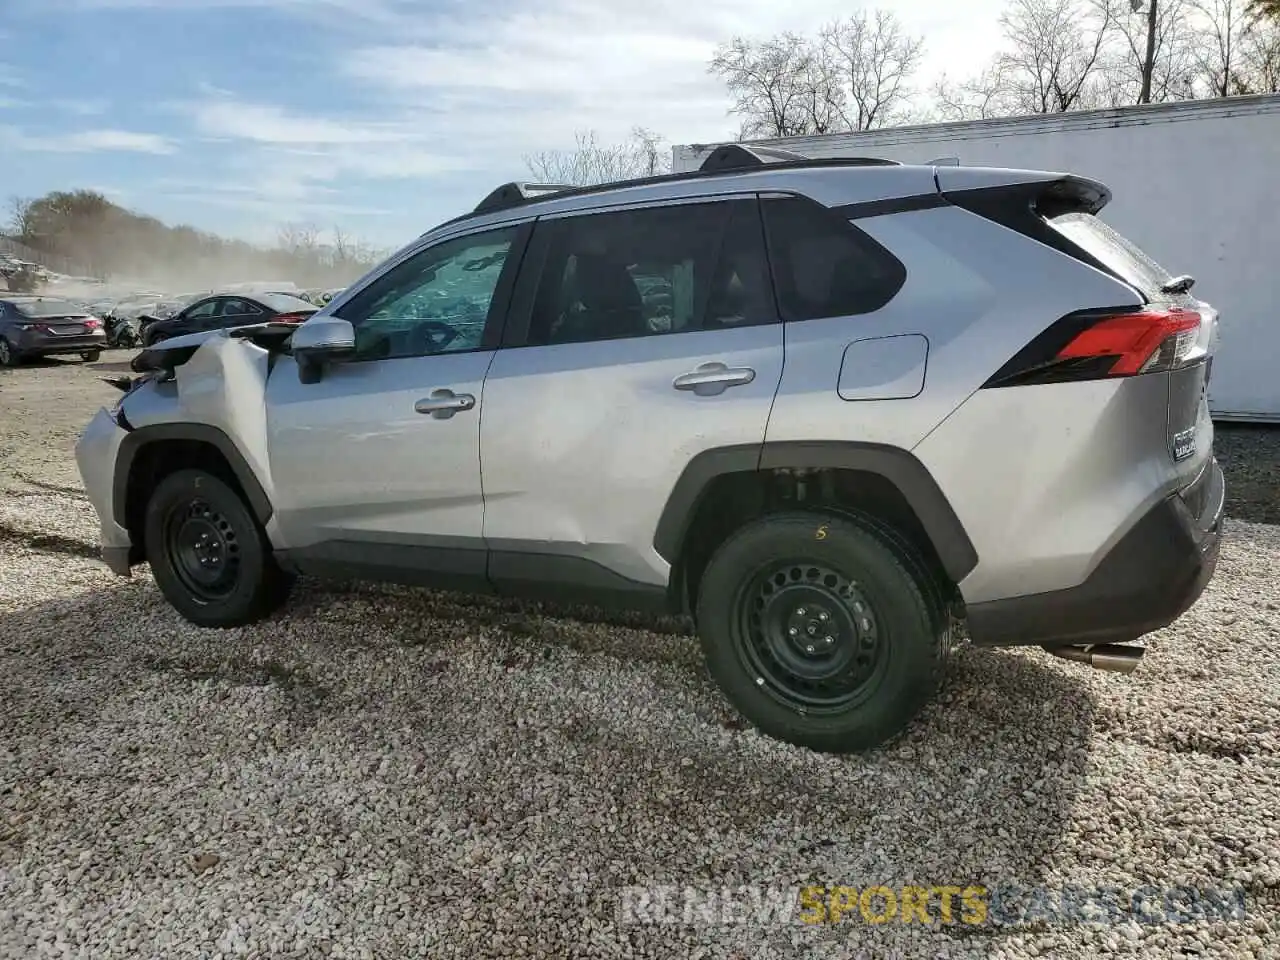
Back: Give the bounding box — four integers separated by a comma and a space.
0, 125, 177, 154
52, 99, 111, 116
336, 0, 1009, 157
183, 98, 424, 146
0, 64, 24, 87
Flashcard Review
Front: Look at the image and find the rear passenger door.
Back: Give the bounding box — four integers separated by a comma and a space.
480, 196, 784, 597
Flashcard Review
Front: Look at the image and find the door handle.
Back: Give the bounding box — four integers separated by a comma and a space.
414, 388, 476, 419
672, 361, 756, 397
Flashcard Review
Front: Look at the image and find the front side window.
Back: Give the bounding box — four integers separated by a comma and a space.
338, 227, 518, 361
525, 199, 775, 347
184, 300, 219, 321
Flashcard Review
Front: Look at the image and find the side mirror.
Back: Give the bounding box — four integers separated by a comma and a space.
292, 316, 356, 384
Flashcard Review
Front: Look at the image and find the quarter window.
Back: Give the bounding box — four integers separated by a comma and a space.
524, 199, 775, 347
338, 226, 518, 361
761, 196, 906, 322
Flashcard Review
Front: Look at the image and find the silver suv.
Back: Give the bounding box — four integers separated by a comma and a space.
75, 146, 1224, 752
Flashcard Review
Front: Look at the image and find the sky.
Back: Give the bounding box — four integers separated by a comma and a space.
0, 0, 1008, 251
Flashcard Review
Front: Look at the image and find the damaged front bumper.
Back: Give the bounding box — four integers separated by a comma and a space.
74, 405, 135, 577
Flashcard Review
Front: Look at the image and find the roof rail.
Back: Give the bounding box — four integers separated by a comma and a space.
697, 143, 899, 173
473, 182, 576, 216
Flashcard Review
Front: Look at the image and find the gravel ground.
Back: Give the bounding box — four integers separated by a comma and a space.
1, 355, 1279, 959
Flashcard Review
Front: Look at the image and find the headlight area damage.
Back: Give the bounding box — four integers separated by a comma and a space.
127, 321, 300, 379
99, 322, 301, 419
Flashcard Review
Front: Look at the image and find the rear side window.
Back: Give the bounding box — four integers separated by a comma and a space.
1046, 212, 1173, 299
523, 198, 775, 347
761, 196, 906, 322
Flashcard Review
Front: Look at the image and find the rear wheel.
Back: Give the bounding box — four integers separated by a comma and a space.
143, 469, 292, 627
696, 511, 949, 753
80, 350, 101, 363
0, 338, 20, 367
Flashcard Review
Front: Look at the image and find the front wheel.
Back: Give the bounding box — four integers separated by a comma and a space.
696, 512, 950, 753
0, 338, 19, 367
143, 469, 292, 627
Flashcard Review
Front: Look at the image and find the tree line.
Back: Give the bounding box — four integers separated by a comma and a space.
527, 0, 1280, 184
5, 190, 385, 288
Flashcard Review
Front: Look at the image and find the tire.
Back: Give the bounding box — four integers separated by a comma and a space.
80, 350, 101, 363
0, 337, 19, 367
696, 511, 950, 753
143, 468, 292, 627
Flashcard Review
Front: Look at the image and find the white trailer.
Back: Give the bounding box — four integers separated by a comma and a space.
673, 95, 1280, 423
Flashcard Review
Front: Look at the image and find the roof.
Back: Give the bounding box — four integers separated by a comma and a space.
429, 145, 903, 235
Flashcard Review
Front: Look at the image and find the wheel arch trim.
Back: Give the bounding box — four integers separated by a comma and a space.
112, 423, 273, 530
653, 440, 979, 584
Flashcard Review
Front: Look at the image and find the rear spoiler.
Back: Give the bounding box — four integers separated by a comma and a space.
936, 170, 1122, 284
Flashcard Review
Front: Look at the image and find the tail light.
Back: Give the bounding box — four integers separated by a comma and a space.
273, 312, 312, 323
84, 318, 101, 330
986, 306, 1207, 388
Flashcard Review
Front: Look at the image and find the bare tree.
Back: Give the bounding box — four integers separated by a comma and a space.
994, 0, 1117, 112
6, 196, 36, 240
1246, 0, 1280, 23
1239, 19, 1280, 89
708, 33, 841, 138
277, 222, 320, 255
1193, 0, 1255, 94
1096, 0, 1199, 104
820, 11, 926, 130
931, 64, 1022, 120
524, 128, 673, 186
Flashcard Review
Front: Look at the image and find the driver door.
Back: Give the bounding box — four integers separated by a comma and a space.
264, 222, 532, 585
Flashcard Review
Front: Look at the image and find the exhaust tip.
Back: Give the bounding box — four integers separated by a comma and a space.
1044, 643, 1145, 674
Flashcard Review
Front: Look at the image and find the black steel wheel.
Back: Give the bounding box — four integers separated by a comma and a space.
696, 511, 949, 753
736, 560, 889, 714
144, 468, 292, 627
163, 497, 242, 602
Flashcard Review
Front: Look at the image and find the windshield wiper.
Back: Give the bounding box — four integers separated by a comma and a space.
1160, 274, 1195, 295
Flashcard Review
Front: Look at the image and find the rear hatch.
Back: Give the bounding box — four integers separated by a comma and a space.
939, 170, 1218, 470
1043, 207, 1218, 468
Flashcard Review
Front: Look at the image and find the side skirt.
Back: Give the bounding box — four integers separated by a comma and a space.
276, 539, 675, 614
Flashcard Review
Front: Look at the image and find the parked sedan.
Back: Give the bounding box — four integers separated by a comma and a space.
0, 297, 106, 366
140, 292, 318, 347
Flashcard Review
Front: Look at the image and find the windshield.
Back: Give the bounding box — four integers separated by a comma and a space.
1047, 212, 1175, 298
12, 299, 89, 318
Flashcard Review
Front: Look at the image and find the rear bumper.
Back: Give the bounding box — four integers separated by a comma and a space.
966, 457, 1224, 647
17, 331, 106, 355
